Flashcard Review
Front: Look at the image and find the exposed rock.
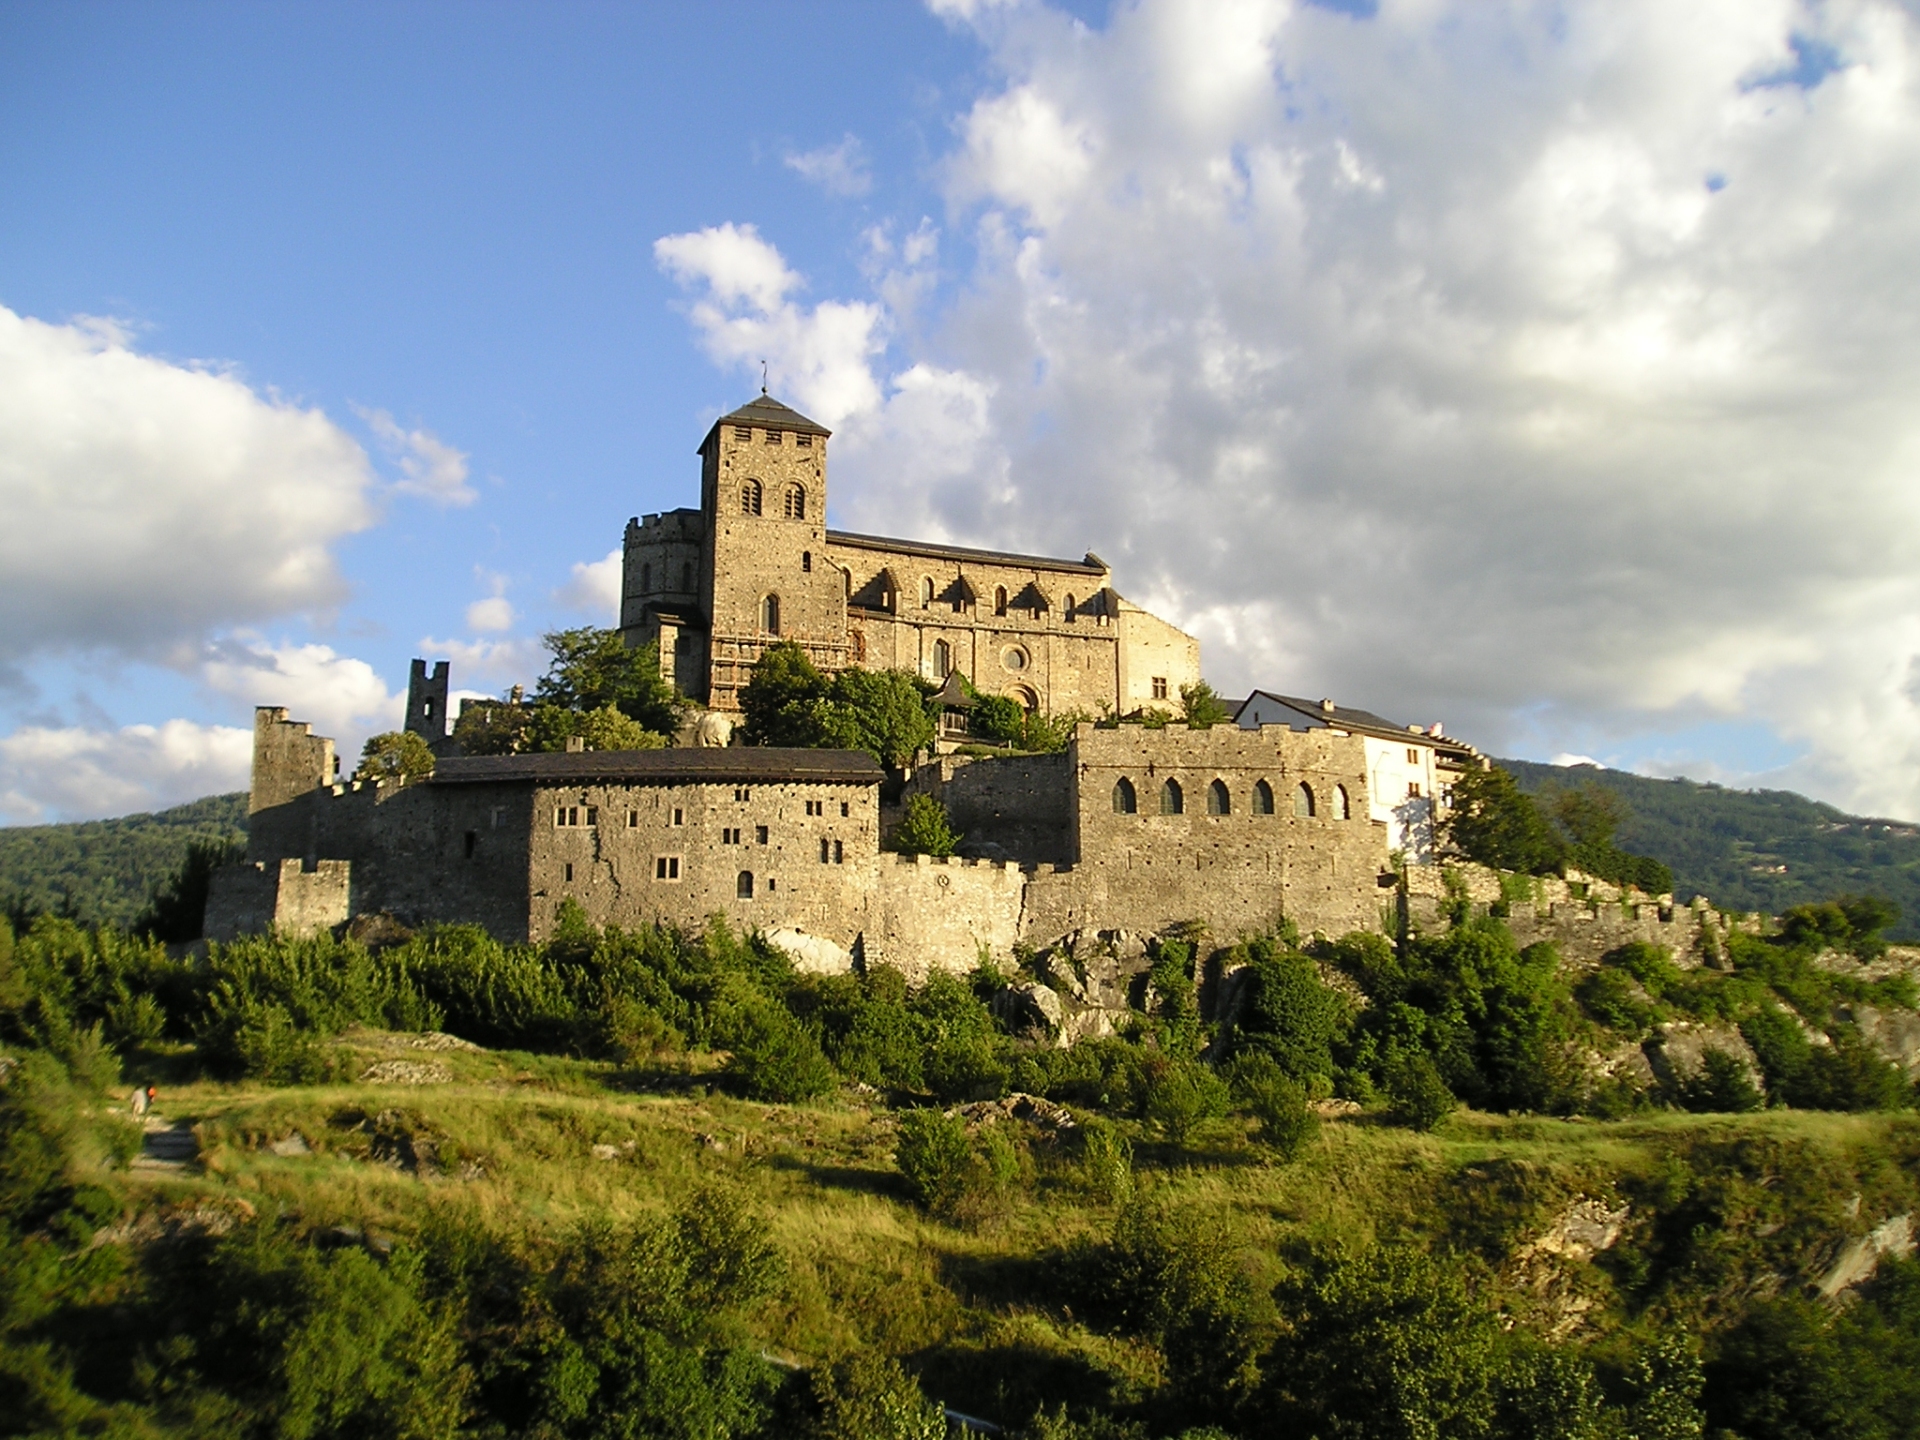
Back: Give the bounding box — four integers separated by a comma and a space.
590, 1143, 620, 1161
1644, 1022, 1764, 1093
949, 1091, 1078, 1131
1592, 1041, 1657, 1087
765, 927, 855, 977
360, 1060, 453, 1085
1817, 1214, 1914, 1299
1312, 1098, 1362, 1119
395, 1031, 483, 1053
1506, 1196, 1632, 1339
1059, 1007, 1121, 1044
268, 1133, 311, 1157
1841, 1005, 1920, 1079
993, 982, 1064, 1040
1515, 1197, 1632, 1264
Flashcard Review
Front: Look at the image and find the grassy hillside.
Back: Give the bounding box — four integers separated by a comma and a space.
0, 791, 247, 927
1500, 758, 1920, 938
5, 906, 1919, 1436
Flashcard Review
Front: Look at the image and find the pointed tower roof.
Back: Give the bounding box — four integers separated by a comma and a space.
699, 394, 832, 451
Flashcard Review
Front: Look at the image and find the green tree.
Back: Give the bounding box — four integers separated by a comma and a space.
355, 731, 437, 784
740, 641, 832, 747
804, 1353, 948, 1440
894, 1109, 974, 1215
1384, 1048, 1456, 1131
134, 835, 246, 942
893, 795, 961, 858
449, 696, 531, 755
534, 627, 681, 733
820, 667, 936, 768
526, 702, 669, 753
1443, 765, 1564, 875
1180, 681, 1232, 729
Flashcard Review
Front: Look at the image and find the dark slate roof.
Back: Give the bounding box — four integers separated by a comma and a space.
1233, 690, 1482, 758
700, 394, 832, 449
828, 529, 1109, 576
432, 747, 884, 787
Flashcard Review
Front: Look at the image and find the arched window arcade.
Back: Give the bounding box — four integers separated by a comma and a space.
1294, 783, 1316, 818
1333, 784, 1351, 820
741, 479, 762, 516
1207, 780, 1231, 815
784, 483, 806, 519
1253, 780, 1275, 814
1112, 777, 1137, 814
1161, 779, 1184, 815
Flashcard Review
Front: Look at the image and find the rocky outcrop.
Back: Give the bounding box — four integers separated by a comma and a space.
1841, 1004, 1920, 1078
765, 927, 855, 977
1816, 1214, 1914, 1299
1644, 1021, 1765, 1094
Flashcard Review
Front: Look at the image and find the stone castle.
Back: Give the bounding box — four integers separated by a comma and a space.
619, 395, 1199, 716
207, 396, 1717, 987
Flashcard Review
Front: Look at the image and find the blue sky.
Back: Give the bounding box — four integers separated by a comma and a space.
6, 0, 1920, 824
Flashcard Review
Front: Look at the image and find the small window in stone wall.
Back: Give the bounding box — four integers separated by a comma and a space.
1334, 785, 1351, 820
655, 856, 681, 881
819, 837, 831, 863
464, 831, 477, 859
737, 871, 755, 898
994, 585, 1008, 616
756, 825, 769, 845
921, 577, 934, 608
834, 839, 844, 864
1113, 777, 1137, 814
734, 426, 752, 442
555, 806, 596, 828
786, 484, 806, 519
1294, 783, 1316, 818
1160, 779, 1183, 815
564, 863, 573, 883
802, 550, 812, 572
735, 788, 751, 802
723, 827, 741, 845
1207, 780, 1230, 815
795, 432, 812, 448
764, 429, 782, 445
840, 801, 850, 817
672, 807, 684, 826
742, 479, 762, 516
763, 594, 781, 634
627, 810, 639, 827
1253, 780, 1275, 815
1152, 676, 1169, 701
1065, 593, 1077, 622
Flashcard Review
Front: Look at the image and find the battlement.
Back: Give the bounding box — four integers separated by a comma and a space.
249, 706, 337, 817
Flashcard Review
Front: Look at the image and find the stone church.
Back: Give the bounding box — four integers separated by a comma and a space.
619, 395, 1199, 715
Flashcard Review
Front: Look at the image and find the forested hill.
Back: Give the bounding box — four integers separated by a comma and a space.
1500, 758, 1920, 939
0, 792, 247, 928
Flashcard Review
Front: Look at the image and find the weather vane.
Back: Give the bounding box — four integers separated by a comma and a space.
760, 359, 768, 394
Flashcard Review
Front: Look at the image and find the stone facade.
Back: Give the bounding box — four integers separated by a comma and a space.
620, 394, 1200, 719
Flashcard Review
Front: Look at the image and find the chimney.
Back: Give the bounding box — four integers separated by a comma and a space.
565, 735, 585, 753
1320, 698, 1335, 714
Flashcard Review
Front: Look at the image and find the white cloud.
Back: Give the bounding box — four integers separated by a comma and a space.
715, 0, 1920, 820
0, 304, 378, 669
418, 635, 544, 688
0, 719, 250, 825
654, 223, 887, 429
1551, 754, 1605, 769
360, 407, 475, 506
196, 634, 403, 741
557, 547, 623, 623
786, 134, 873, 196
466, 596, 513, 632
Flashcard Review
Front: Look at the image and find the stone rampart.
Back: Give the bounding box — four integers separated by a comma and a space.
866, 854, 1026, 982
903, 752, 1074, 865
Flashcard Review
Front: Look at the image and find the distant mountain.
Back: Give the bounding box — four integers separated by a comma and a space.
0, 793, 248, 930
1498, 759, 1920, 940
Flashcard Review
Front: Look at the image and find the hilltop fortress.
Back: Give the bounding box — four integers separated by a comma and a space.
209, 396, 1717, 987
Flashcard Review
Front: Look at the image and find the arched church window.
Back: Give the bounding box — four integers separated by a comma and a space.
737, 871, 754, 899
994, 585, 1008, 616
921, 577, 934, 608
1064, 593, 1077, 623
932, 640, 950, 678
1113, 777, 1137, 814
784, 483, 806, 520
1333, 784, 1351, 820
1253, 779, 1275, 815
1161, 779, 1184, 815
1294, 783, 1316, 818
741, 479, 762, 516
1207, 780, 1231, 815
762, 594, 781, 635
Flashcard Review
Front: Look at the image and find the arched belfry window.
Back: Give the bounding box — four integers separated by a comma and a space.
1064, 593, 1077, 623
1207, 780, 1231, 815
994, 585, 1009, 616
1294, 783, 1316, 818
737, 871, 754, 899
741, 479, 762, 516
921, 577, 934, 608
762, 594, 781, 635
784, 483, 806, 520
1333, 784, 1351, 820
1253, 779, 1275, 815
1161, 779, 1184, 815
1113, 777, 1137, 814
932, 639, 950, 678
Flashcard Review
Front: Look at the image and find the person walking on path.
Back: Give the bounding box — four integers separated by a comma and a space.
130, 1085, 149, 1117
